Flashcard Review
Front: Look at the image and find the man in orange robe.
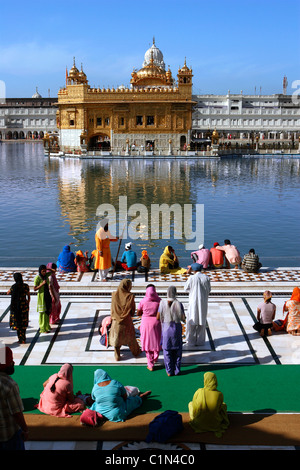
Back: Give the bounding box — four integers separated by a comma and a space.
95, 219, 118, 281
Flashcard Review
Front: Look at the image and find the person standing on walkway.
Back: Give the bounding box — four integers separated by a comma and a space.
137, 284, 162, 371
34, 265, 52, 333
157, 286, 185, 376
47, 263, 61, 325
95, 219, 118, 282
7, 273, 30, 344
0, 346, 29, 450
109, 279, 141, 361
184, 269, 211, 347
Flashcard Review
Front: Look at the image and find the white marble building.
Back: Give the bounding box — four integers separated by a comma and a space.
0, 89, 58, 140
192, 92, 300, 143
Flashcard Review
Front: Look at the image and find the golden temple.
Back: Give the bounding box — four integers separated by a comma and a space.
56, 39, 194, 155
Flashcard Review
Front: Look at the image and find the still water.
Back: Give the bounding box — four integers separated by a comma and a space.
0, 142, 299, 268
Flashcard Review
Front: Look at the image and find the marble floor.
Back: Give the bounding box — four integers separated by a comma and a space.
1, 266, 299, 451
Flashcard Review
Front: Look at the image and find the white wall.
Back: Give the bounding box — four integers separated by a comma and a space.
60, 128, 83, 148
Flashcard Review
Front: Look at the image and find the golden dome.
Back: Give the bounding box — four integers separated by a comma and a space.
69, 58, 79, 77
67, 58, 88, 85
78, 63, 88, 83
131, 52, 173, 87
178, 58, 192, 75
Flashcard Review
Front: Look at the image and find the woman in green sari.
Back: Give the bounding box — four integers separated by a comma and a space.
188, 372, 229, 437
34, 265, 52, 333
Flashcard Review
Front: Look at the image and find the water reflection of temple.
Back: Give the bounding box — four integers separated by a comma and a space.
44, 156, 300, 248
44, 158, 196, 244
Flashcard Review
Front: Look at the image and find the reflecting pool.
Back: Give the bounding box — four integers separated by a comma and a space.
0, 142, 299, 268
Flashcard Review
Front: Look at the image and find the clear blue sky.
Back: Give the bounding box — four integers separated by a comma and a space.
1, 0, 299, 97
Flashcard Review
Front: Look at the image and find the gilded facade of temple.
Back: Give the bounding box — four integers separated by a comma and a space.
56, 40, 194, 154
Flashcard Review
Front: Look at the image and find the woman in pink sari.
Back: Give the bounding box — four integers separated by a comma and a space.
37, 363, 85, 417
47, 263, 61, 325
137, 284, 162, 371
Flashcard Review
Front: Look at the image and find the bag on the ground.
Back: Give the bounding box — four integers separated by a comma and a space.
145, 410, 183, 443
80, 409, 105, 427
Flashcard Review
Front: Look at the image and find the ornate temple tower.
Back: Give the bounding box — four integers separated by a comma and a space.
57, 43, 194, 154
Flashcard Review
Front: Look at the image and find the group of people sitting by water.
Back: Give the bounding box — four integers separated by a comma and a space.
52, 220, 263, 281
55, 236, 262, 286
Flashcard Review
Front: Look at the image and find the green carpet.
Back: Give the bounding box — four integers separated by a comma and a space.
14, 364, 300, 415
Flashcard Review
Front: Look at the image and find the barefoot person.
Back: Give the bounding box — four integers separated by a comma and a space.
7, 273, 30, 344
109, 279, 141, 361
184, 268, 211, 347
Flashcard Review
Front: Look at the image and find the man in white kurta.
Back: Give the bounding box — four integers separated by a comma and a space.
184, 271, 211, 346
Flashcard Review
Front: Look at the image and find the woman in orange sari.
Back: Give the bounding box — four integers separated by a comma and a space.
284, 287, 300, 336
95, 219, 118, 282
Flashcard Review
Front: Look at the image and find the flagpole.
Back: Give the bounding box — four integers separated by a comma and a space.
109, 221, 126, 280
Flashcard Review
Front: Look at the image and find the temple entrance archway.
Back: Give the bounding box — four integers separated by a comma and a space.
145, 140, 155, 150
89, 133, 111, 150
180, 135, 186, 150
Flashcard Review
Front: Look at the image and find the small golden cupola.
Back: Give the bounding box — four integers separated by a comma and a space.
178, 58, 193, 84
77, 63, 88, 84
67, 58, 81, 84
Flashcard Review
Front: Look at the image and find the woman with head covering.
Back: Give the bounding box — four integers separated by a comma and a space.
284, 287, 300, 336
37, 363, 85, 417
57, 245, 76, 273
74, 250, 90, 272
253, 290, 276, 337
188, 371, 229, 437
47, 263, 61, 325
109, 279, 141, 361
159, 246, 187, 275
140, 250, 151, 271
95, 219, 118, 282
34, 265, 52, 333
137, 284, 162, 371
90, 368, 150, 422
157, 286, 185, 376
7, 273, 30, 343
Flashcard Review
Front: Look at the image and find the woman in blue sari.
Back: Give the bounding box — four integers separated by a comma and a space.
57, 245, 76, 273
90, 369, 151, 422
